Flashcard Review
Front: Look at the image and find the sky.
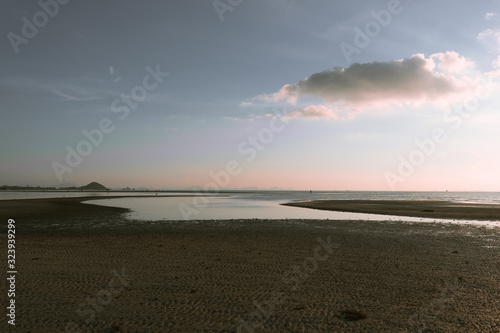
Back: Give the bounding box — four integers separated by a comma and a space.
1, 0, 500, 191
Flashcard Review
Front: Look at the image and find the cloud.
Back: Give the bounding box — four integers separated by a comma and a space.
430, 51, 474, 74
287, 105, 347, 120
253, 84, 298, 104
239, 101, 254, 107
109, 66, 115, 75
250, 53, 478, 118
485, 12, 497, 20
477, 29, 500, 67
477, 28, 500, 51
494, 56, 500, 69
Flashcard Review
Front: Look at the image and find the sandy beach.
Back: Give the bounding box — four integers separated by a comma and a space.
284, 200, 500, 221
2, 198, 499, 332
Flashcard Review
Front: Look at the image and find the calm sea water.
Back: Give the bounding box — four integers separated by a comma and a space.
230, 190, 500, 204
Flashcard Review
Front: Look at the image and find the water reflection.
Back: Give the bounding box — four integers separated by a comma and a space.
87, 196, 450, 223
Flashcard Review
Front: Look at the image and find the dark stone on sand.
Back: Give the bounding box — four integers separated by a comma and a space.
337, 310, 367, 321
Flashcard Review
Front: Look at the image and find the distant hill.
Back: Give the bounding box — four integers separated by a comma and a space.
80, 182, 108, 191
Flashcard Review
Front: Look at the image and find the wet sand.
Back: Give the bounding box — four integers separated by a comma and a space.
0, 196, 130, 221
283, 200, 500, 221
0, 195, 201, 226
1, 198, 499, 332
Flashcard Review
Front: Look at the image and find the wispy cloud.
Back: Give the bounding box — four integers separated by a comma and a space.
108, 65, 122, 82
0, 76, 107, 102
477, 28, 500, 52
476, 28, 500, 68
494, 56, 500, 69
485, 12, 497, 20
287, 105, 350, 120
239, 101, 254, 107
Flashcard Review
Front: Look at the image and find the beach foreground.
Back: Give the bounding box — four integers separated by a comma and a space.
8, 214, 500, 332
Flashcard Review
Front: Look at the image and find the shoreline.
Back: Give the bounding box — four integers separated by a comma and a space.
283, 200, 500, 222
4, 195, 500, 224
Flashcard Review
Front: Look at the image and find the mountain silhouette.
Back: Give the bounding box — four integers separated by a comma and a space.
80, 182, 108, 191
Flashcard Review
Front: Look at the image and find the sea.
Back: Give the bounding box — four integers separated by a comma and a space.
2, 190, 500, 225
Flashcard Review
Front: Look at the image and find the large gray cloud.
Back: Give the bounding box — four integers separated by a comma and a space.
296, 55, 458, 103
251, 53, 478, 118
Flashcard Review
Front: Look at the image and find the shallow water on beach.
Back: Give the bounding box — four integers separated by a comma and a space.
86, 196, 395, 221
85, 194, 500, 227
